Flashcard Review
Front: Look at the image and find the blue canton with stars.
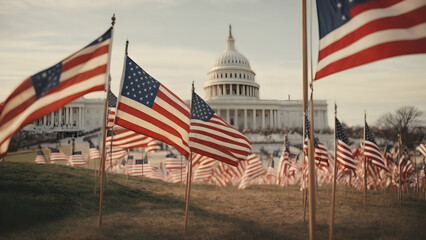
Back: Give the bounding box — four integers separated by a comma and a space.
108, 90, 117, 108
336, 118, 350, 144
364, 122, 377, 144
31, 62, 62, 99
121, 56, 160, 108
316, 0, 369, 38
191, 92, 214, 122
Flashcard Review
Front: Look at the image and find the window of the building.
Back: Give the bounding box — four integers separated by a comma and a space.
230, 73, 232, 78
225, 73, 227, 78
239, 73, 242, 78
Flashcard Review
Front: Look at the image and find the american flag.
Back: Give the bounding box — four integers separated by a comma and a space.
68, 151, 87, 166
238, 154, 266, 189
106, 147, 127, 161
400, 153, 414, 177
150, 167, 166, 182
35, 149, 47, 164
276, 138, 291, 186
145, 139, 160, 152
49, 147, 68, 163
417, 143, 426, 157
165, 153, 186, 184
315, 0, 426, 80
189, 91, 251, 166
211, 162, 230, 187
335, 118, 356, 171
364, 122, 388, 171
127, 158, 152, 177
107, 90, 118, 129
304, 116, 329, 167
0, 28, 112, 158
106, 129, 152, 150
115, 56, 191, 158
193, 157, 217, 183
87, 139, 101, 160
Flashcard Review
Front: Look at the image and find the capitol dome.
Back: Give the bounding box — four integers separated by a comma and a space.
204, 25, 259, 100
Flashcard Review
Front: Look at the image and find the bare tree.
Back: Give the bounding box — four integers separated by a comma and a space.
376, 106, 425, 148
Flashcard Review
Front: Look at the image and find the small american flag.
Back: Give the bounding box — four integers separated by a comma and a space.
238, 154, 266, 189
193, 157, 217, 183
276, 138, 291, 186
115, 56, 191, 158
315, 0, 426, 80
304, 116, 329, 167
35, 149, 47, 164
0, 28, 112, 158
87, 139, 101, 160
364, 122, 388, 171
49, 147, 69, 163
107, 90, 118, 129
417, 143, 426, 157
145, 139, 160, 153
68, 151, 87, 166
189, 91, 251, 166
335, 118, 356, 171
106, 129, 152, 150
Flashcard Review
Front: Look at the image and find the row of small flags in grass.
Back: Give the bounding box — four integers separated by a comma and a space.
34, 137, 426, 190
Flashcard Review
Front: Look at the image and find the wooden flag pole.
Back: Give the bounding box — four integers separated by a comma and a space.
98, 14, 115, 227
363, 112, 367, 213
398, 134, 402, 205
184, 82, 195, 233
302, 0, 315, 238
329, 104, 338, 240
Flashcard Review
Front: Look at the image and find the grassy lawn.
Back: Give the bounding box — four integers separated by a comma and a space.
0, 157, 425, 239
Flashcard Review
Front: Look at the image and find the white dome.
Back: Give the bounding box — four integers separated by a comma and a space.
211, 26, 252, 71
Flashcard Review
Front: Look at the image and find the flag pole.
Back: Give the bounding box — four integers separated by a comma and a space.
398, 134, 402, 205
184, 82, 195, 233
363, 111, 367, 212
330, 103, 338, 240
302, 0, 315, 238
98, 14, 115, 227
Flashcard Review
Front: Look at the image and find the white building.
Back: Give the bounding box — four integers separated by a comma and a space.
203, 26, 328, 131
23, 97, 104, 134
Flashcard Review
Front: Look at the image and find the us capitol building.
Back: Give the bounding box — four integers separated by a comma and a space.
24, 26, 328, 134
203, 26, 328, 131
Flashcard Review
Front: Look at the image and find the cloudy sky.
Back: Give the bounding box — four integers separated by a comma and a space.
0, 0, 425, 128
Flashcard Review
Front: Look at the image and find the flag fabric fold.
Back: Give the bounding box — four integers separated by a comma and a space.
0, 28, 113, 158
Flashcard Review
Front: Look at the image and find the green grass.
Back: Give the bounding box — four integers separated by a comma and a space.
1, 158, 426, 239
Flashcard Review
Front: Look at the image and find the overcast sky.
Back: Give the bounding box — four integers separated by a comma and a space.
1, 0, 425, 128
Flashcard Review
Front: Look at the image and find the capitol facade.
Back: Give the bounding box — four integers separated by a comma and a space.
203, 26, 328, 131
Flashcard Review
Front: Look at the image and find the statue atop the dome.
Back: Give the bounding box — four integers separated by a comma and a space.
229, 24, 233, 38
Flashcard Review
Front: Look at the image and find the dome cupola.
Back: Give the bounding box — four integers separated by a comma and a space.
204, 25, 259, 100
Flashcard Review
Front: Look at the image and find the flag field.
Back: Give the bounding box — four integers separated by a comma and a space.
1, 151, 425, 239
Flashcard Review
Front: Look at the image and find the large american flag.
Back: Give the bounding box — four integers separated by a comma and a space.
364, 122, 388, 171
115, 56, 190, 158
315, 0, 426, 80
189, 91, 251, 166
335, 118, 356, 171
0, 28, 112, 158
417, 143, 426, 157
